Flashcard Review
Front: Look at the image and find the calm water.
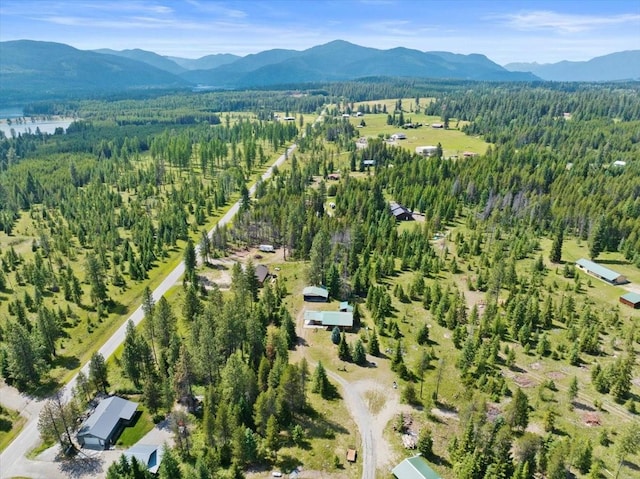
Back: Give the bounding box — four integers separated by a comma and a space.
0, 118, 75, 137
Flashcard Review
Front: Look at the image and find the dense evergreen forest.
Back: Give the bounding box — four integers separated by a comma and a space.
1, 80, 639, 479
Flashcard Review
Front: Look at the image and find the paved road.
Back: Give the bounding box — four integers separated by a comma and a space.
0, 143, 297, 479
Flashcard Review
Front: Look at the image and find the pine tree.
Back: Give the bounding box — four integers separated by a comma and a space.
550, 227, 564, 263
338, 332, 351, 362
331, 326, 341, 345
368, 329, 380, 356
352, 339, 367, 366
89, 352, 109, 393
311, 361, 331, 399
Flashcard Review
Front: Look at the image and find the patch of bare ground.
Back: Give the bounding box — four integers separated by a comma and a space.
546, 371, 565, 381
514, 375, 537, 388
430, 407, 459, 421
525, 422, 545, 436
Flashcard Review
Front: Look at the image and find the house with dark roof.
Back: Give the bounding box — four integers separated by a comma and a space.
390, 201, 413, 221
620, 292, 640, 309
392, 455, 441, 479
77, 396, 138, 449
124, 444, 164, 474
303, 286, 329, 302
254, 264, 270, 285
576, 259, 628, 285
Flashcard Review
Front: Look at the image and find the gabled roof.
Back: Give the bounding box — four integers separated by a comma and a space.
339, 301, 354, 312
392, 455, 441, 479
124, 444, 164, 474
77, 396, 138, 441
304, 310, 353, 327
390, 201, 412, 218
621, 292, 640, 304
255, 264, 269, 283
576, 259, 623, 282
303, 286, 329, 298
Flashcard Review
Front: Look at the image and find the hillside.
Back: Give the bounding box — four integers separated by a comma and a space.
94, 48, 187, 75
167, 53, 241, 71
504, 50, 640, 81
0, 40, 190, 103
181, 39, 538, 86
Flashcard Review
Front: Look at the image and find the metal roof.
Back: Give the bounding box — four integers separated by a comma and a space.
576, 259, 623, 282
621, 292, 640, 304
339, 301, 354, 312
304, 310, 353, 327
77, 396, 138, 441
124, 444, 164, 474
303, 286, 329, 298
392, 456, 441, 479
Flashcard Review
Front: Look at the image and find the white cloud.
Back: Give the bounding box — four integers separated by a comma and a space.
496, 10, 640, 34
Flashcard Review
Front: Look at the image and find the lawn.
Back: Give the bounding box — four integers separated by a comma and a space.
115, 404, 154, 448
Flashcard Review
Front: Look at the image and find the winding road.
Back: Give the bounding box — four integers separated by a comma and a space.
0, 142, 298, 479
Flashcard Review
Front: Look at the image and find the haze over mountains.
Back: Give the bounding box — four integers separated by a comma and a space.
504, 51, 640, 82
0, 39, 637, 105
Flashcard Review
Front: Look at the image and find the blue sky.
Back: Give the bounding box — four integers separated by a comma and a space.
0, 0, 638, 64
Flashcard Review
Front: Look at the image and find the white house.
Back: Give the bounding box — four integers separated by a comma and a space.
415, 146, 439, 157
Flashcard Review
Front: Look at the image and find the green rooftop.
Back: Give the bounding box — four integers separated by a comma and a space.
392, 456, 441, 479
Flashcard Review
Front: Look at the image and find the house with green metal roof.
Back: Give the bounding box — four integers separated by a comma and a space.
620, 292, 640, 309
304, 310, 353, 330
303, 286, 329, 302
576, 259, 628, 285
392, 455, 441, 479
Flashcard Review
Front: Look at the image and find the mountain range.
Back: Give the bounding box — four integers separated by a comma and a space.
0, 39, 636, 105
504, 51, 640, 82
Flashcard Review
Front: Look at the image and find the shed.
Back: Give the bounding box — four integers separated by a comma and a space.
390, 202, 413, 221
303, 286, 329, 302
124, 444, 164, 474
363, 159, 376, 167
620, 292, 640, 309
77, 396, 138, 449
431, 123, 443, 129
304, 310, 353, 330
346, 448, 357, 462
391, 132, 407, 140
575, 259, 628, 285
339, 301, 354, 312
259, 244, 275, 253
392, 455, 441, 479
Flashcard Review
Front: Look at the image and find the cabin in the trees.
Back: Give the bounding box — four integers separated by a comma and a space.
304, 310, 353, 330
392, 455, 442, 479
390, 201, 413, 221
431, 123, 444, 129
575, 259, 628, 285
255, 264, 270, 285
77, 396, 138, 449
620, 292, 640, 309
363, 159, 376, 167
124, 444, 164, 474
259, 244, 275, 253
415, 145, 439, 157
303, 286, 329, 302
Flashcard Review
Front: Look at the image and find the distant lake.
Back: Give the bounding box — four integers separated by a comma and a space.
0, 117, 75, 137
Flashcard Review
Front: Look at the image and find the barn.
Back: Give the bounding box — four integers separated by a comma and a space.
575, 259, 628, 285
392, 455, 441, 479
390, 202, 413, 221
620, 292, 640, 309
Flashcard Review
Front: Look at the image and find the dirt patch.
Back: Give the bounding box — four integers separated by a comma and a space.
514, 375, 537, 388
430, 407, 459, 421
530, 362, 541, 371
547, 371, 566, 381
583, 412, 602, 427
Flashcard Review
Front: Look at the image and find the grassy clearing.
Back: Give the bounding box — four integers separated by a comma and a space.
115, 403, 154, 448
0, 406, 25, 452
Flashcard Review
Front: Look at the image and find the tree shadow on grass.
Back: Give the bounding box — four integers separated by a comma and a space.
277, 453, 303, 473
109, 301, 128, 316
52, 354, 81, 371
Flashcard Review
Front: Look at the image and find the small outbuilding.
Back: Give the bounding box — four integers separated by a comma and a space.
124, 444, 164, 474
77, 396, 138, 449
303, 286, 329, 302
339, 301, 354, 312
391, 132, 407, 140
346, 448, 357, 462
363, 159, 376, 167
258, 244, 275, 253
392, 455, 441, 479
575, 259, 628, 285
620, 292, 640, 309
